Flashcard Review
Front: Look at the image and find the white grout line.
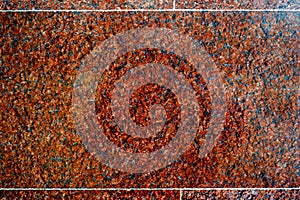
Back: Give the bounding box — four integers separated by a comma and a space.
173, 0, 176, 10
179, 189, 183, 200
174, 8, 300, 12
0, 9, 299, 12
1, 188, 299, 191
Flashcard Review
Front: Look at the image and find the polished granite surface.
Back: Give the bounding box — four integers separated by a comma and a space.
182, 190, 299, 199
177, 0, 300, 9
1, 0, 172, 9
0, 1, 299, 200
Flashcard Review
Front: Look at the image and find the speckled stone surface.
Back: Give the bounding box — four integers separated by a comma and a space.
177, 0, 300, 9
1, 190, 179, 199
0, 10, 299, 198
182, 189, 299, 199
0, 0, 172, 10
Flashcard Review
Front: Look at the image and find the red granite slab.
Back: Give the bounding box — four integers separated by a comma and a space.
0, 0, 172, 10
176, 0, 300, 9
182, 189, 299, 199
1, 190, 179, 199
0, 11, 299, 190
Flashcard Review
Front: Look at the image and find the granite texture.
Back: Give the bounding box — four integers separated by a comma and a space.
182, 189, 299, 199
176, 0, 300, 9
0, 0, 172, 10
1, 190, 179, 199
2, 0, 300, 10
0, 10, 299, 196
